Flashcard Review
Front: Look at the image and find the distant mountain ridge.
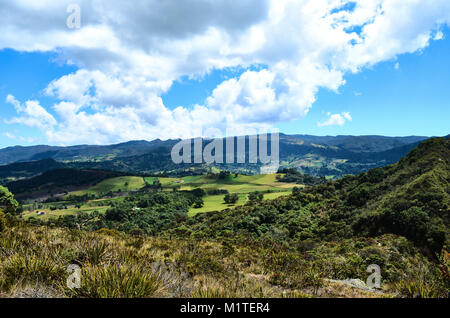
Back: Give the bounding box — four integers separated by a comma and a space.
0, 138, 180, 164
0, 134, 434, 179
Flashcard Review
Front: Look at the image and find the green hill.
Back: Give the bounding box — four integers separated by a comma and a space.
6, 169, 126, 199
0, 158, 66, 185
178, 137, 450, 256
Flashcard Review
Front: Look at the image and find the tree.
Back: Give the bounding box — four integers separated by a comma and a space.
193, 198, 204, 209
218, 171, 231, 180
191, 188, 206, 198
224, 193, 239, 204
152, 179, 162, 191
0, 186, 19, 215
248, 191, 263, 202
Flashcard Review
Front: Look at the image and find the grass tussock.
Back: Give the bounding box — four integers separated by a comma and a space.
68, 265, 164, 298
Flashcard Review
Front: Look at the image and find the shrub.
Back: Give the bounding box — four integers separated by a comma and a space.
77, 240, 110, 266
1, 254, 65, 291
95, 228, 122, 238
69, 265, 163, 298
394, 280, 443, 298
0, 209, 6, 232
126, 237, 145, 250
0, 186, 19, 215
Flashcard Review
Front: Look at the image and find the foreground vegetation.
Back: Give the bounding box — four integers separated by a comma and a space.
0, 218, 447, 298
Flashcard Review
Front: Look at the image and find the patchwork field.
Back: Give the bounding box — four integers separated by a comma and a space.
180, 174, 295, 192
22, 173, 298, 220
184, 174, 297, 215
70, 176, 146, 196
188, 191, 294, 217
22, 204, 110, 221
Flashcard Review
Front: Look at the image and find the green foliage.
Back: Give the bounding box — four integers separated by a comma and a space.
0, 186, 19, 215
0, 209, 6, 232
277, 168, 326, 186
248, 191, 264, 203
190, 188, 206, 198
218, 171, 232, 180
193, 198, 204, 209
224, 193, 239, 204
1, 253, 65, 291
172, 138, 450, 259
381, 207, 446, 254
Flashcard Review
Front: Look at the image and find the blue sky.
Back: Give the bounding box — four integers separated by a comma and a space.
282, 30, 450, 137
164, 33, 450, 137
0, 1, 449, 147
2, 34, 449, 148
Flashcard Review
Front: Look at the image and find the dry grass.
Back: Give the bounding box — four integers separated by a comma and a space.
0, 222, 445, 298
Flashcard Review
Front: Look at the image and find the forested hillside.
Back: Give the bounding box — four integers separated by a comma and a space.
6, 169, 126, 199
176, 138, 449, 256
0, 159, 66, 185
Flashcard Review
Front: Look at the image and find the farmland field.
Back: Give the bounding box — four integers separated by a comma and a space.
70, 176, 146, 196
180, 174, 295, 193
22, 173, 298, 220
22, 204, 109, 221
184, 174, 297, 215
187, 191, 294, 217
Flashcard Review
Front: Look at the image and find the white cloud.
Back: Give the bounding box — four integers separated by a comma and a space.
3, 132, 17, 140
5, 95, 57, 130
318, 112, 352, 127
1, 0, 449, 144
3, 131, 39, 143
434, 30, 444, 40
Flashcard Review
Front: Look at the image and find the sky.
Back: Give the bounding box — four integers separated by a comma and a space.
0, 0, 449, 147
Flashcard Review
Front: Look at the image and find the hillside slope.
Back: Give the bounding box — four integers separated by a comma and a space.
6, 169, 126, 199
0, 159, 66, 185
179, 137, 449, 256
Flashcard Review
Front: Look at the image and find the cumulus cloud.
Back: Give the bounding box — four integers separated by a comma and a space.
318, 112, 352, 127
5, 95, 57, 130
3, 131, 37, 143
1, 0, 450, 144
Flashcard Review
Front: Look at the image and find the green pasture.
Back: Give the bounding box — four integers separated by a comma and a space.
179, 173, 295, 193
26, 173, 298, 220
22, 204, 109, 221
70, 176, 146, 196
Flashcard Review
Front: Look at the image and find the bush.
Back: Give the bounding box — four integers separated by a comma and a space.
0, 186, 19, 215
1, 254, 65, 291
69, 265, 163, 298
224, 193, 239, 204
0, 209, 6, 232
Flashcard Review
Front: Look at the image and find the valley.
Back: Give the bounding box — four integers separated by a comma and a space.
20, 173, 298, 220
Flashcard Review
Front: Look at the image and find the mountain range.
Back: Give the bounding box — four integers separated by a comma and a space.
0, 134, 435, 184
